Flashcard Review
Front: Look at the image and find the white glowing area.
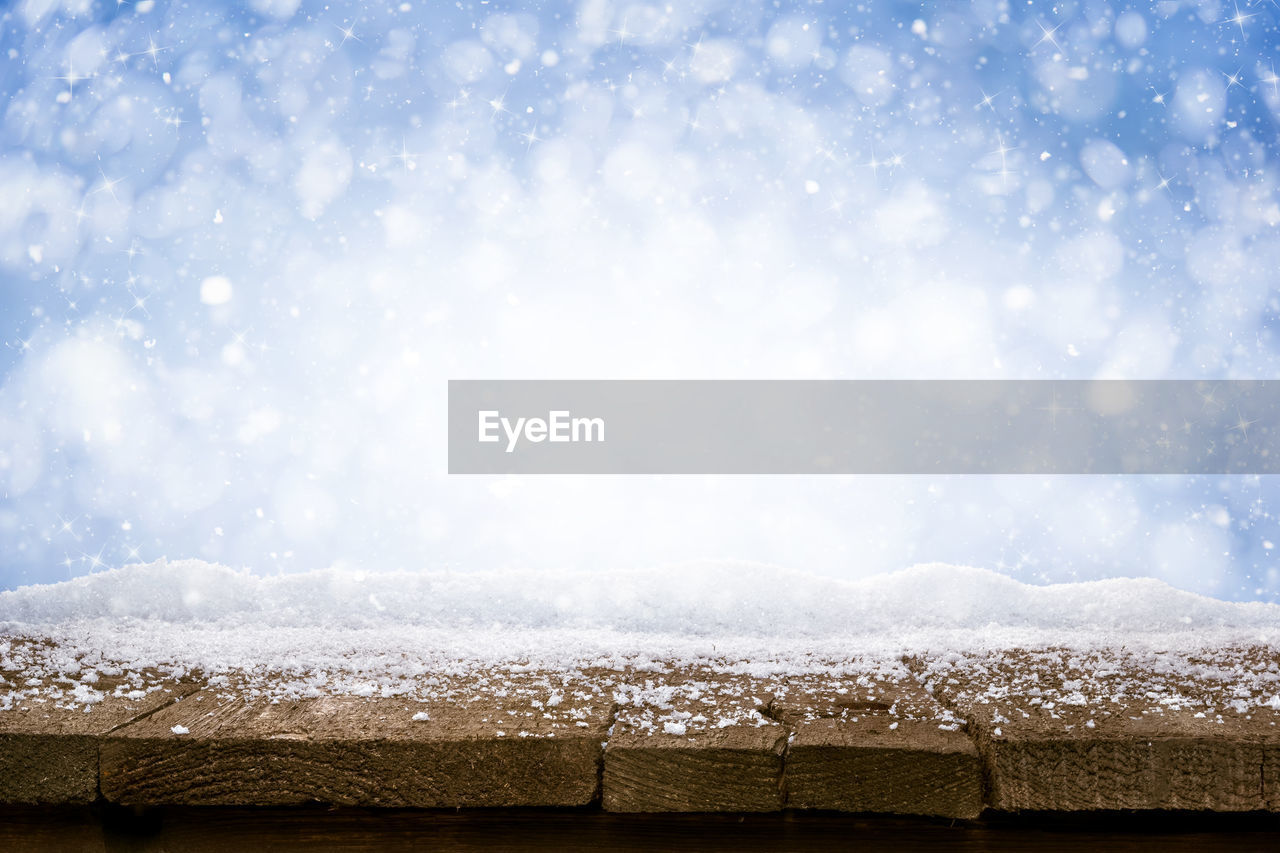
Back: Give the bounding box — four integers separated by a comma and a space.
0, 2, 1277, 598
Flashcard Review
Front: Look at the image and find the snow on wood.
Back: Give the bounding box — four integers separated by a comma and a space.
3, 562, 1280, 812
101, 669, 612, 808
770, 664, 982, 818
0, 638, 199, 804
603, 667, 788, 812
911, 647, 1280, 812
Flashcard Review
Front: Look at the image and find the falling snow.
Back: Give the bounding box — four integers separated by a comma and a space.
0, 3, 1278, 598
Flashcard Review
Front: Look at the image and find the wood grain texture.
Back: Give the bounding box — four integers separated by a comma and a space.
771, 671, 983, 818
1268, 742, 1280, 810
912, 647, 1280, 812
604, 726, 787, 813
0, 637, 197, 804
5, 638, 1280, 816
603, 668, 787, 812
100, 670, 613, 807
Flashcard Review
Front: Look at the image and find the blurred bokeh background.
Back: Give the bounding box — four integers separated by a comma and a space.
1, 0, 1278, 598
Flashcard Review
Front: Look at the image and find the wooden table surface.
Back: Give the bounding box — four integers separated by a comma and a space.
4, 635, 1279, 829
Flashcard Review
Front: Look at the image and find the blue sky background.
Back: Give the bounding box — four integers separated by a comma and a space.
1, 0, 1279, 599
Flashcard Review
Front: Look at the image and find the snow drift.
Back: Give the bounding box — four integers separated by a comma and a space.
2, 559, 1276, 636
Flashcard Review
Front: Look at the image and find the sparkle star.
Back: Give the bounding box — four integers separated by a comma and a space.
94, 167, 123, 201
81, 545, 108, 572
127, 289, 151, 318
55, 514, 80, 538
1223, 4, 1258, 39
1230, 409, 1258, 440
990, 133, 1018, 187
335, 22, 362, 46
393, 137, 416, 170
609, 18, 632, 44
142, 34, 169, 71
1038, 391, 1074, 427
863, 146, 882, 179
53, 59, 88, 98
1198, 384, 1222, 411
1263, 66, 1280, 98
446, 88, 471, 111
1034, 20, 1064, 52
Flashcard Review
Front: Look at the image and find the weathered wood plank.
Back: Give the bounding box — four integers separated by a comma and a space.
7, 633, 1279, 816
1268, 742, 1280, 811
771, 669, 983, 818
912, 647, 1280, 812
603, 667, 787, 812
0, 637, 197, 804
100, 669, 612, 807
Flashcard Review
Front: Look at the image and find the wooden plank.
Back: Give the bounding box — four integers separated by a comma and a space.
100, 668, 612, 807
1269, 741, 1280, 811
8, 632, 1278, 816
603, 667, 787, 812
0, 636, 197, 804
771, 668, 983, 818
912, 647, 1280, 812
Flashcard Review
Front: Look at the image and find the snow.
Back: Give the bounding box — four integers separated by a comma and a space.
3, 558, 1277, 636
1, 559, 1277, 710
